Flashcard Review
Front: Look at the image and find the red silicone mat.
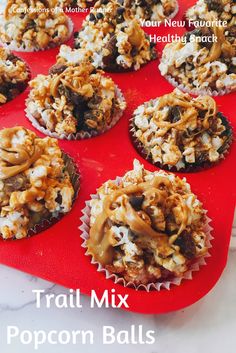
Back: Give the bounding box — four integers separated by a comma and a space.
0, 0, 235, 314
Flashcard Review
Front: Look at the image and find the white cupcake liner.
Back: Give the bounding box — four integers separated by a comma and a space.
25, 86, 126, 140
164, 74, 234, 97
0, 18, 73, 52
129, 106, 234, 172
79, 176, 213, 291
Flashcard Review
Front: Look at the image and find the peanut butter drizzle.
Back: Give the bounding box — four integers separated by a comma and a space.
88, 176, 189, 266
153, 91, 217, 135
128, 20, 145, 49
0, 127, 42, 180
49, 65, 93, 98
203, 24, 226, 63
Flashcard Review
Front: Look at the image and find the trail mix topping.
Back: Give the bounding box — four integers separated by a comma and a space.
26, 62, 126, 137
186, 1, 236, 55
88, 160, 208, 286
0, 0, 71, 51
186, 0, 236, 25
159, 22, 236, 94
115, 0, 178, 21
68, 0, 156, 71
0, 47, 30, 105
0, 127, 75, 239
132, 89, 232, 169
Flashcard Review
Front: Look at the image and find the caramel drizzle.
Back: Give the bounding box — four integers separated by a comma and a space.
153, 91, 217, 135
197, 14, 233, 64
127, 20, 145, 49
203, 23, 226, 63
49, 66, 93, 98
87, 176, 189, 265
172, 18, 232, 65
0, 127, 42, 180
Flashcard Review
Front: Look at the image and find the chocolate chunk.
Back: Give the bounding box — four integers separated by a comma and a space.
150, 41, 156, 48
228, 64, 236, 74
63, 87, 87, 106
195, 151, 209, 164
131, 47, 138, 57
116, 15, 125, 24
174, 231, 196, 260
3, 174, 29, 193
102, 34, 119, 68
198, 110, 207, 119
0, 79, 27, 102
216, 112, 233, 152
55, 193, 63, 205
49, 64, 67, 75
168, 106, 181, 123
208, 116, 218, 134
89, 13, 96, 22
137, 0, 148, 6
199, 27, 214, 50
25, 20, 35, 30
228, 26, 236, 38
205, 0, 223, 12
96, 13, 104, 20
105, 34, 117, 54
73, 106, 87, 130
117, 7, 125, 16
184, 29, 202, 43
160, 267, 173, 280
129, 195, 144, 211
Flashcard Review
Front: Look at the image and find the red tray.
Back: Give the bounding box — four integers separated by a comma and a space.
0, 0, 235, 314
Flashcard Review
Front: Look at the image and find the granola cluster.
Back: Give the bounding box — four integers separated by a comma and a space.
26, 62, 126, 137
0, 47, 30, 105
0, 0, 72, 51
0, 127, 75, 239
132, 89, 232, 169
159, 24, 236, 94
71, 0, 156, 71
88, 160, 208, 286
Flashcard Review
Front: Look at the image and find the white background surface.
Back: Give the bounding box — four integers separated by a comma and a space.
0, 214, 235, 353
